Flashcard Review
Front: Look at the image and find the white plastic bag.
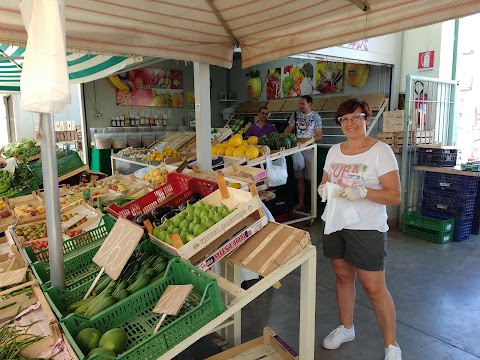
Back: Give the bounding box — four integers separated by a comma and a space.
292, 152, 305, 171
266, 154, 288, 187
320, 182, 360, 234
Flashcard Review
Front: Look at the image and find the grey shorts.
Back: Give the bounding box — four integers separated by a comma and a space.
323, 227, 388, 271
294, 148, 313, 180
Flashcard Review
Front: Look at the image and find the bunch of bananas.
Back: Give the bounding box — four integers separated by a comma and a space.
109, 75, 129, 91
290, 66, 303, 82
237, 124, 250, 136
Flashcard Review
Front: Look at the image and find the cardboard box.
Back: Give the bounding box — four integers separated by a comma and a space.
206, 327, 298, 360
150, 187, 263, 261
227, 221, 311, 276
196, 214, 268, 271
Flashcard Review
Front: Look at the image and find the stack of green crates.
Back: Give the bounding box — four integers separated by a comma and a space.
28, 150, 84, 186
402, 210, 455, 243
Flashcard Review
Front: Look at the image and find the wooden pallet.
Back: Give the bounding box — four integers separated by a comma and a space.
376, 130, 433, 153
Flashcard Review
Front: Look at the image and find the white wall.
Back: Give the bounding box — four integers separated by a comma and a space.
83, 61, 228, 141
307, 33, 400, 65
399, 21, 456, 93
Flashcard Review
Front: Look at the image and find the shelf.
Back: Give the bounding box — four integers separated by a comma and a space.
219, 99, 238, 102
413, 165, 480, 177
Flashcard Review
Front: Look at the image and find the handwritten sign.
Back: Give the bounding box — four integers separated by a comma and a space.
0, 268, 27, 288
153, 284, 193, 333
92, 217, 143, 280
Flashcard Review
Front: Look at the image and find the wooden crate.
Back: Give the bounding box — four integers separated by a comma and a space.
382, 110, 406, 132
227, 221, 311, 276
234, 102, 251, 113
376, 130, 434, 153
206, 327, 298, 360
219, 163, 267, 183
8, 192, 46, 226
0, 245, 29, 296
150, 185, 263, 261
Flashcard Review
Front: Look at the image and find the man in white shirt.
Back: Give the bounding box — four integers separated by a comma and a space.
284, 95, 323, 210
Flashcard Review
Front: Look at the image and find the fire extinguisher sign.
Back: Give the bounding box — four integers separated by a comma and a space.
418, 51, 434, 73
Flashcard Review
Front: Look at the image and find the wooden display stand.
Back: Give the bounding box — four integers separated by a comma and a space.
376, 130, 434, 154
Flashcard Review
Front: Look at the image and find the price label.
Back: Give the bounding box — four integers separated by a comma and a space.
153, 284, 193, 316
92, 217, 143, 280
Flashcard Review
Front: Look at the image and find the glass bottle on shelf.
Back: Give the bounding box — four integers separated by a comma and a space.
135, 114, 140, 126
124, 112, 130, 127
111, 116, 116, 127
149, 112, 155, 126
119, 115, 125, 127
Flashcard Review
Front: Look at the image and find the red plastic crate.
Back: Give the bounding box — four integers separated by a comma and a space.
107, 173, 218, 219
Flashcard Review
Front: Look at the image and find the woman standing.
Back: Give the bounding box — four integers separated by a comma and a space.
319, 98, 402, 360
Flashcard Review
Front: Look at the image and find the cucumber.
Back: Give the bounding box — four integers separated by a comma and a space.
98, 280, 117, 297
85, 296, 117, 318
115, 289, 131, 301
67, 296, 95, 312
93, 276, 112, 294
127, 274, 151, 294
74, 303, 90, 315
126, 271, 138, 285
135, 260, 154, 281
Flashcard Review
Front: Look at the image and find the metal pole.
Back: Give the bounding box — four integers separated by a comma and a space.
40, 113, 64, 288
193, 62, 212, 170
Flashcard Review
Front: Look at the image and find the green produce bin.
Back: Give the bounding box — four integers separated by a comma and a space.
90, 148, 122, 176
44, 239, 177, 321
61, 257, 224, 360
28, 150, 84, 186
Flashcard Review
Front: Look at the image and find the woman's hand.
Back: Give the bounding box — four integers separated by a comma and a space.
335, 186, 368, 201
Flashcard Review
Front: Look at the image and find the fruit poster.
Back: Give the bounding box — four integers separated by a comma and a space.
279, 63, 315, 98
266, 68, 281, 99
115, 67, 184, 107
316, 61, 344, 94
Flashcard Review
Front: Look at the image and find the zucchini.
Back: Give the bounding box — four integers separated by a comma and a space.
85, 296, 117, 318
135, 260, 154, 281
93, 275, 112, 294
98, 280, 117, 297
74, 303, 90, 315
153, 256, 167, 268
115, 289, 131, 301
127, 274, 151, 294
153, 261, 167, 274
150, 270, 166, 283
144, 268, 157, 278
67, 296, 95, 312
112, 280, 129, 297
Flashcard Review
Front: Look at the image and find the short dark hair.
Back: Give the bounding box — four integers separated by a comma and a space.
335, 98, 372, 125
300, 95, 313, 104
258, 106, 269, 113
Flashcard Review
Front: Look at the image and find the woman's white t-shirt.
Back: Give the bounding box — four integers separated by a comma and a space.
322, 141, 399, 232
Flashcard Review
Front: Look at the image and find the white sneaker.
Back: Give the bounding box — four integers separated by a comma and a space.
385, 343, 402, 360
322, 325, 355, 350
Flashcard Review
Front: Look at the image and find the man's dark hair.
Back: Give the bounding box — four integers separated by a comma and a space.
258, 106, 269, 113
300, 95, 313, 104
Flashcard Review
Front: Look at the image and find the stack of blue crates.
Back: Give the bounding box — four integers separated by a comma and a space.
421, 172, 479, 242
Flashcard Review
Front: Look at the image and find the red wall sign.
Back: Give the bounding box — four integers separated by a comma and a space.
418, 51, 434, 73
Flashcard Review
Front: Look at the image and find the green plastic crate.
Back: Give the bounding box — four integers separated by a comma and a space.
9, 181, 40, 198
31, 244, 102, 291
29, 150, 85, 185
23, 215, 116, 264
44, 240, 177, 321
402, 223, 453, 244
61, 258, 224, 360
403, 210, 455, 233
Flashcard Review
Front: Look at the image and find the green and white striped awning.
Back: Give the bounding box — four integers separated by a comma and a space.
0, 44, 142, 93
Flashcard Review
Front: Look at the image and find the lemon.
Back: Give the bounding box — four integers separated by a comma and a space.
233, 148, 245, 157
228, 134, 243, 147
245, 146, 260, 160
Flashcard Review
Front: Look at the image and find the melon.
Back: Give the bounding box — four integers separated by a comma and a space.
245, 146, 259, 160
345, 64, 369, 88
247, 136, 258, 145
247, 77, 262, 100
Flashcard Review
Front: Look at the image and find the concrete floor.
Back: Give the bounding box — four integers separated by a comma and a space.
178, 220, 480, 360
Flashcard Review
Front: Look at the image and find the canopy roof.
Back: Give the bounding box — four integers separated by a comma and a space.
0, 44, 141, 92
0, 0, 479, 70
